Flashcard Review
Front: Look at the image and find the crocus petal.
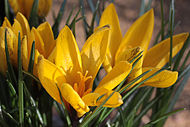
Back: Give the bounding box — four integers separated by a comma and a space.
96, 61, 132, 91
98, 3, 122, 69
0, 43, 7, 75
11, 19, 23, 38
37, 55, 66, 103
48, 47, 56, 63
31, 27, 45, 55
82, 90, 123, 108
2, 17, 12, 28
143, 33, 189, 68
37, 22, 55, 58
81, 26, 110, 89
116, 9, 154, 59
141, 67, 178, 88
61, 83, 89, 117
16, 12, 30, 37
21, 36, 29, 71
115, 47, 143, 83
55, 26, 82, 85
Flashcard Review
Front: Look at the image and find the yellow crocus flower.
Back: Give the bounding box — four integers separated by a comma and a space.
97, 3, 189, 88
8, 0, 52, 18
37, 25, 132, 117
0, 12, 55, 75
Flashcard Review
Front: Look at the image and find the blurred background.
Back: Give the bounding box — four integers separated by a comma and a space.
46, 0, 190, 126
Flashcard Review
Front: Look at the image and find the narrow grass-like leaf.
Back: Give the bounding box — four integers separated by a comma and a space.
28, 41, 35, 73
18, 33, 24, 126
23, 70, 41, 84
153, 21, 169, 45
6, 79, 17, 98
66, 7, 75, 25
52, 0, 67, 38
4, 0, 9, 19
87, 0, 100, 24
79, 0, 90, 37
143, 108, 184, 127
160, 0, 165, 41
4, 29, 17, 86
168, 70, 190, 113
134, 94, 162, 124
2, 109, 19, 125
23, 82, 44, 125
24, 41, 35, 92
168, 0, 175, 69
180, 50, 190, 71
29, 0, 39, 27
178, 64, 190, 79
119, 107, 125, 127
139, 0, 145, 16
95, 107, 108, 125
124, 87, 152, 123
87, 0, 100, 38
126, 108, 136, 127
69, 7, 81, 29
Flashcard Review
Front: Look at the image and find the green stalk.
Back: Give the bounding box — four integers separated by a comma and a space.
18, 33, 24, 126
169, 0, 174, 69
160, 0, 165, 41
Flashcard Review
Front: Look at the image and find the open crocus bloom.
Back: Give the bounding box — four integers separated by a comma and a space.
37, 25, 132, 117
97, 3, 189, 88
0, 12, 55, 75
8, 0, 52, 18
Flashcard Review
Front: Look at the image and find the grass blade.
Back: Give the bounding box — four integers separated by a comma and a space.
143, 108, 185, 127
168, 0, 175, 69
4, 29, 17, 86
18, 33, 24, 126
29, 0, 39, 27
52, 0, 67, 38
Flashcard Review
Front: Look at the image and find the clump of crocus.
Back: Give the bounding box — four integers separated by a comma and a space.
37, 25, 133, 117
0, 12, 55, 75
97, 3, 189, 89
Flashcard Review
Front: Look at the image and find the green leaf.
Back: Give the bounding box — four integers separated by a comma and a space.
29, 0, 39, 28
1, 109, 19, 126
18, 32, 24, 126
168, 0, 175, 69
143, 108, 184, 127
23, 82, 44, 125
180, 50, 190, 71
134, 94, 162, 125
160, 0, 165, 41
52, 0, 67, 38
4, 0, 9, 19
4, 29, 17, 86
168, 69, 190, 112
